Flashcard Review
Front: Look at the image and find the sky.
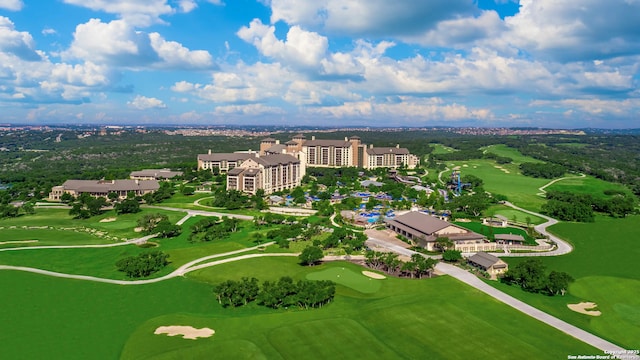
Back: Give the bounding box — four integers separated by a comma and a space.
0, 0, 639, 128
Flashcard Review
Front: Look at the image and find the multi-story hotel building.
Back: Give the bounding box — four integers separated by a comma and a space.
197, 151, 255, 173
258, 134, 419, 170
226, 154, 302, 195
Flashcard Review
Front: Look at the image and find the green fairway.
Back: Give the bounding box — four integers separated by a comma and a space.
449, 159, 549, 211
430, 143, 458, 155
306, 266, 382, 293
483, 144, 544, 164
495, 215, 640, 349
544, 175, 634, 199
119, 261, 597, 360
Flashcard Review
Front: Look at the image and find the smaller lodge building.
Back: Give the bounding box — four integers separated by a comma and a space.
385, 211, 494, 252
129, 169, 183, 181
49, 179, 159, 201
467, 252, 508, 279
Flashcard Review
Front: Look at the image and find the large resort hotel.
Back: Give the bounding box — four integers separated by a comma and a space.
197, 134, 420, 195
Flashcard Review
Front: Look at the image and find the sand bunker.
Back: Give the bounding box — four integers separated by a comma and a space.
134, 227, 143, 233
99, 217, 116, 223
493, 165, 511, 174
154, 326, 215, 340
362, 271, 386, 279
567, 302, 601, 316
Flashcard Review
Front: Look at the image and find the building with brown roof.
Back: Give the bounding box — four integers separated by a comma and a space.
197, 151, 255, 173
494, 233, 526, 245
258, 134, 419, 170
49, 179, 159, 201
129, 169, 183, 180
226, 154, 302, 195
467, 252, 508, 279
385, 211, 488, 251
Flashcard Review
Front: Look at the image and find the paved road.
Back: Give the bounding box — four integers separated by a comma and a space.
435, 262, 636, 357
493, 201, 573, 257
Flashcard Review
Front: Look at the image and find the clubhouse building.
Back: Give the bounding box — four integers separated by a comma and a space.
49, 179, 159, 201
385, 211, 493, 252
129, 169, 183, 181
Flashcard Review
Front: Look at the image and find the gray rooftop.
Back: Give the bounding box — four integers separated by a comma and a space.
468, 252, 503, 269
61, 179, 159, 193
130, 169, 183, 179
494, 234, 525, 241
386, 211, 452, 235
255, 154, 300, 166
303, 139, 352, 147
197, 153, 254, 162
366, 147, 410, 155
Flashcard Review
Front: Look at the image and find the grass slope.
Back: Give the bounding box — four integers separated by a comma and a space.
120, 261, 596, 359
497, 215, 640, 349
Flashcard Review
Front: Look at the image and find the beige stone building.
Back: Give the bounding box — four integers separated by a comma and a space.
226, 154, 302, 195
258, 134, 419, 170
384, 211, 489, 251
129, 169, 183, 180
49, 179, 159, 201
197, 151, 255, 173
467, 252, 508, 279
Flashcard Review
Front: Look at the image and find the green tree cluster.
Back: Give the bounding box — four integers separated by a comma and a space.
519, 162, 567, 179
501, 258, 573, 296
189, 216, 241, 242
115, 250, 169, 278
365, 251, 437, 278
213, 276, 335, 309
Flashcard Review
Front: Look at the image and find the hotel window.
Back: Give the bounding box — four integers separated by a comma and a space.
335, 148, 342, 166
308, 148, 316, 164
321, 147, 329, 165
244, 178, 254, 191
376, 156, 383, 166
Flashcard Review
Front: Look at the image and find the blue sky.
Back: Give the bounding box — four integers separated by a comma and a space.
0, 0, 639, 128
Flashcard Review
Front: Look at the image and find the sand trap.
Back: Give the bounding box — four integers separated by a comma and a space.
567, 302, 601, 316
154, 326, 215, 340
134, 227, 143, 233
99, 217, 116, 223
362, 271, 386, 279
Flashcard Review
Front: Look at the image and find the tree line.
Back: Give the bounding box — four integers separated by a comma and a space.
541, 190, 636, 222
116, 250, 170, 278
365, 251, 437, 279
213, 276, 335, 309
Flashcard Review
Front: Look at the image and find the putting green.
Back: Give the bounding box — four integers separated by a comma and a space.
306, 266, 382, 294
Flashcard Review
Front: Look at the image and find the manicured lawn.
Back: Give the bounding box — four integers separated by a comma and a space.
483, 144, 544, 164
0, 228, 106, 247
430, 143, 458, 155
494, 215, 640, 349
454, 221, 537, 244
120, 261, 597, 359
306, 266, 383, 293
0, 216, 266, 280
545, 175, 635, 199
449, 159, 549, 211
0, 271, 216, 360
484, 205, 545, 225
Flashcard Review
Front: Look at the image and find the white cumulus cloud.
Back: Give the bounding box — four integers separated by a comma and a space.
128, 95, 167, 109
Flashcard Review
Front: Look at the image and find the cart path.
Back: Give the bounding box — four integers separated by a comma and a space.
536, 173, 586, 197
0, 242, 296, 285
492, 201, 573, 257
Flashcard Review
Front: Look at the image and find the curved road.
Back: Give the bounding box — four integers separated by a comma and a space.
494, 201, 573, 257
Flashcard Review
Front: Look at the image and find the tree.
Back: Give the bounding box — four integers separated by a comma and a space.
154, 220, 182, 238
115, 251, 170, 278
435, 236, 454, 252
114, 198, 140, 214
137, 213, 169, 234
299, 246, 324, 266
442, 249, 462, 262
60, 192, 74, 204
502, 258, 548, 293
546, 271, 574, 296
